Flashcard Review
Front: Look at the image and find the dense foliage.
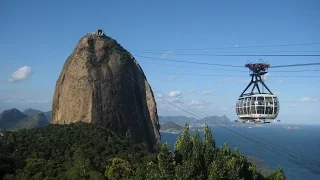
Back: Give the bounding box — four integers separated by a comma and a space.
0, 122, 286, 180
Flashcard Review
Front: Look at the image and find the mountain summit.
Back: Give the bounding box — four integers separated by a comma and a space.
52, 29, 160, 150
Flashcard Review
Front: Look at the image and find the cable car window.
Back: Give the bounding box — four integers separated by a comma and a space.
274, 107, 278, 114
265, 97, 273, 106
243, 105, 247, 114
251, 106, 256, 114
274, 97, 279, 106
251, 97, 256, 105
256, 106, 265, 114
239, 99, 243, 114
247, 98, 251, 106
247, 107, 250, 114
266, 106, 273, 114
257, 96, 264, 105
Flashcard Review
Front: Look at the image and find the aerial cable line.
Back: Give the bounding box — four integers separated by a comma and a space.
137, 50, 320, 55
149, 71, 320, 78
137, 54, 320, 57
153, 88, 320, 172
270, 62, 320, 68
140, 61, 320, 73
141, 61, 248, 72
134, 55, 244, 68
136, 42, 320, 52
135, 55, 320, 69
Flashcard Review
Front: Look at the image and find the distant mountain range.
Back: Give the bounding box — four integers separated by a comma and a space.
159, 115, 232, 126
0, 108, 52, 131
23, 108, 52, 122
0, 108, 232, 131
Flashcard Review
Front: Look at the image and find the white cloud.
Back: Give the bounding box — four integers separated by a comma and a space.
8, 66, 32, 82
168, 75, 178, 81
162, 50, 174, 58
221, 107, 228, 111
187, 89, 196, 94
168, 91, 182, 98
298, 97, 319, 102
201, 90, 214, 95
186, 100, 210, 107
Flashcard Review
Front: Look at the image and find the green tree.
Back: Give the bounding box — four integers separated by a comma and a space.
174, 124, 194, 180
265, 165, 286, 180
157, 143, 175, 179
105, 157, 132, 180
190, 130, 205, 179
66, 148, 92, 180
174, 124, 192, 159
203, 124, 216, 175
145, 161, 161, 180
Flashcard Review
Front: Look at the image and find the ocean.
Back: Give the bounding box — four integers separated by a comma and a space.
161, 124, 320, 180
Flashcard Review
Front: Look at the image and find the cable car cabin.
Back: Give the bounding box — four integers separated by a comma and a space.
235, 62, 281, 123
236, 93, 279, 122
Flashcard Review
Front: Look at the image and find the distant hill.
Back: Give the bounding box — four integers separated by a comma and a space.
159, 116, 197, 125
43, 111, 52, 122
23, 108, 43, 116
159, 115, 232, 126
160, 122, 183, 132
0, 108, 27, 129
23, 108, 52, 122
12, 112, 49, 131
0, 108, 50, 131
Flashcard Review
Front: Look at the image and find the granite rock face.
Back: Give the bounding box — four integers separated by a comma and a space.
52, 33, 160, 150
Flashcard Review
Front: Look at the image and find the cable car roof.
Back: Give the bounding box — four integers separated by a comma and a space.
240, 93, 277, 98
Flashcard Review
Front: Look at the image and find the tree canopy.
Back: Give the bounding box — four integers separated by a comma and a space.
0, 122, 286, 180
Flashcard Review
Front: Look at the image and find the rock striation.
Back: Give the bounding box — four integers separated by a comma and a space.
52, 30, 160, 150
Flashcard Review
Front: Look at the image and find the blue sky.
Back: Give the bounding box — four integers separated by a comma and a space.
0, 0, 319, 124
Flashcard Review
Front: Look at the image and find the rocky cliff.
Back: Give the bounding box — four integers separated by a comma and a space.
52, 32, 160, 150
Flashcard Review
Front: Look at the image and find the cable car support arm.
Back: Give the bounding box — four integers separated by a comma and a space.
239, 63, 273, 97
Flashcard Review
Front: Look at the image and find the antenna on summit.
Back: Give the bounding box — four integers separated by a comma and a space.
87, 29, 105, 37
97, 29, 104, 36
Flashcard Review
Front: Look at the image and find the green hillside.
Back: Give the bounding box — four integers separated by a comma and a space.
0, 109, 27, 129
160, 122, 183, 131
22, 108, 43, 116
0, 122, 285, 180
0, 109, 49, 131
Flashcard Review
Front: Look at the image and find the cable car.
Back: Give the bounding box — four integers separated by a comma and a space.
235, 63, 280, 123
